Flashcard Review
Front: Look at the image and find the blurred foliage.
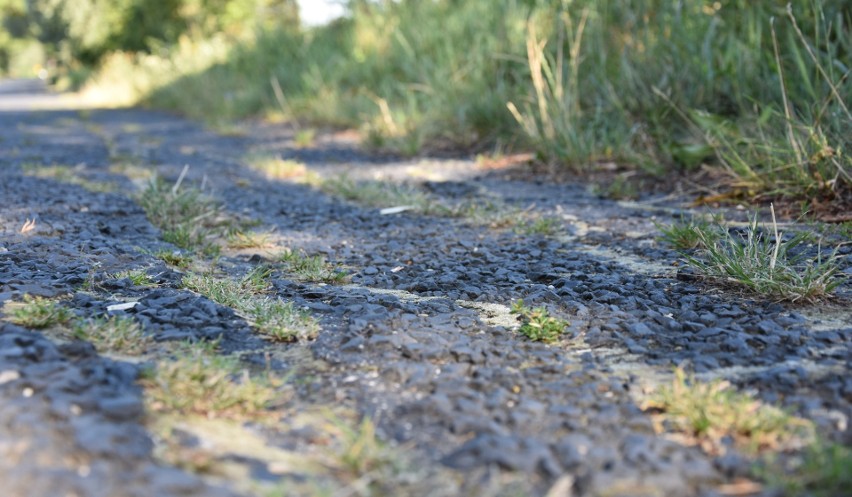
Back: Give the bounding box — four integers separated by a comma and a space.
0, 0, 297, 76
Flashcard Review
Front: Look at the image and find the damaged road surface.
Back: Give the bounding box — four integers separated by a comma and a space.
1, 79, 850, 497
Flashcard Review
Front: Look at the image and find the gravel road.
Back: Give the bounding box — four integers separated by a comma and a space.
1, 79, 850, 497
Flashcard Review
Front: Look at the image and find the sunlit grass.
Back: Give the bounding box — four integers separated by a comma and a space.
141, 341, 281, 419
73, 315, 152, 355
682, 207, 845, 302
182, 269, 318, 342
6, 295, 74, 329
644, 368, 814, 454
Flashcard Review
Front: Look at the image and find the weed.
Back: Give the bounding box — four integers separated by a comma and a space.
7, 295, 74, 329
330, 417, 396, 478
141, 341, 280, 419
514, 216, 561, 236
114, 269, 157, 287
683, 207, 845, 301
252, 299, 318, 342
278, 250, 348, 284
656, 214, 725, 250
182, 270, 318, 341
645, 368, 813, 454
137, 176, 235, 253
72, 315, 152, 355
509, 299, 568, 343
242, 265, 274, 293
152, 249, 193, 269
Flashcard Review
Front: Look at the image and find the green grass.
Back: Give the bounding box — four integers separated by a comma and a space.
141, 341, 281, 419
52, 1, 851, 205
682, 207, 845, 302
182, 269, 318, 342
513, 216, 562, 237
137, 176, 236, 254
278, 250, 348, 284
656, 214, 725, 250
114, 269, 157, 287
152, 249, 193, 269
509, 299, 569, 343
645, 368, 814, 454
72, 315, 152, 355
6, 295, 74, 329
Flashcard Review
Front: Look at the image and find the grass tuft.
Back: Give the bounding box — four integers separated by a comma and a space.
656, 214, 725, 250
72, 315, 152, 355
182, 270, 318, 342
682, 206, 845, 302
114, 269, 158, 287
137, 176, 236, 254
645, 368, 813, 454
7, 295, 74, 329
152, 249, 193, 269
141, 341, 280, 419
278, 250, 349, 284
509, 299, 568, 343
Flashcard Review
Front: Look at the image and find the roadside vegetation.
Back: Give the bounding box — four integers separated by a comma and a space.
3, 1, 848, 208
645, 368, 852, 497
658, 207, 846, 301
141, 340, 282, 419
510, 299, 569, 343
182, 268, 319, 342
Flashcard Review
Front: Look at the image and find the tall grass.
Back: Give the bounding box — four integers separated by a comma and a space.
81, 0, 850, 201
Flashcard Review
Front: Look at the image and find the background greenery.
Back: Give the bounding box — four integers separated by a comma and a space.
2, 0, 849, 204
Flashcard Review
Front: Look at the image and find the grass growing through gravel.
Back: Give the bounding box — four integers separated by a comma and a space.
514, 216, 562, 237
510, 300, 569, 343
72, 315, 152, 355
680, 207, 845, 302
151, 249, 193, 269
278, 250, 348, 284
645, 368, 814, 454
656, 214, 725, 250
182, 269, 318, 342
7, 295, 74, 329
141, 341, 281, 419
113, 269, 157, 287
137, 176, 237, 255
